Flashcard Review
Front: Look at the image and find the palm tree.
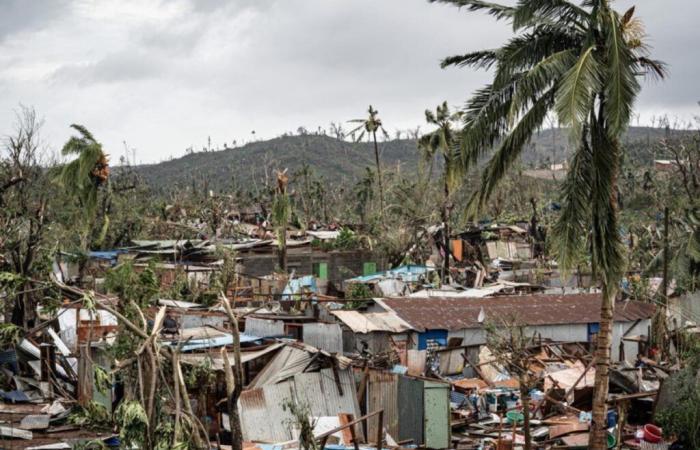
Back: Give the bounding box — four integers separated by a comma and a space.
419, 101, 463, 283
56, 125, 110, 277
272, 169, 291, 272
349, 106, 389, 223
431, 1, 665, 448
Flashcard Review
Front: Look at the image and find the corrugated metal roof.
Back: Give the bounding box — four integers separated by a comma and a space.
239, 367, 362, 442
180, 343, 284, 370
331, 310, 413, 333
379, 294, 656, 332
248, 345, 314, 388
163, 326, 260, 351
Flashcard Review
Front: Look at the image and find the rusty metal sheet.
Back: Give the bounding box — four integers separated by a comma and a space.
382, 294, 656, 332
238, 381, 295, 442
366, 371, 399, 439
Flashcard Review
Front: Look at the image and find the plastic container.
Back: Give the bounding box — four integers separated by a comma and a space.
606, 410, 618, 428
607, 432, 616, 448
505, 410, 524, 424
643, 424, 662, 443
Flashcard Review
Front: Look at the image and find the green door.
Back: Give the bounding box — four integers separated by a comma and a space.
313, 262, 328, 280
423, 381, 450, 449
363, 262, 376, 276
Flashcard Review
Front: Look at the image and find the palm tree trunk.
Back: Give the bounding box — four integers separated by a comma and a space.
442, 168, 451, 284
372, 131, 385, 221
589, 284, 616, 449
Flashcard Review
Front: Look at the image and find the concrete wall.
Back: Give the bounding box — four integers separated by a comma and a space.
237, 248, 382, 285
612, 319, 651, 362
669, 292, 700, 329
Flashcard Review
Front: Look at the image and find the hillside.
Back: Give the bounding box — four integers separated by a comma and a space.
134, 126, 683, 192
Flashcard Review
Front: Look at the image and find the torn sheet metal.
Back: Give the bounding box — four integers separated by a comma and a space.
331, 310, 413, 334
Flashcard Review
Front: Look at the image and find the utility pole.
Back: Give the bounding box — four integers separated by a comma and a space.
660, 206, 670, 359
662, 206, 669, 307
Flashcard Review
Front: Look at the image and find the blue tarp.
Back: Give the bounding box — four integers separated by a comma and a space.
88, 250, 128, 266
346, 264, 434, 284
170, 333, 262, 352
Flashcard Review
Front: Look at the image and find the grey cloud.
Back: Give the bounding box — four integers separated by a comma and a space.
0, 0, 70, 42
50, 50, 164, 86
0, 0, 698, 163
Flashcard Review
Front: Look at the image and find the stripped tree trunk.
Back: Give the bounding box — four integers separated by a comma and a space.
589, 284, 616, 449
442, 158, 451, 284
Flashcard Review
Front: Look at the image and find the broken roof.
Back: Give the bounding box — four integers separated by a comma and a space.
378, 294, 656, 332
330, 310, 413, 333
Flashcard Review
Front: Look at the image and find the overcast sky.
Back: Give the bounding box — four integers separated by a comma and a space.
1, 0, 697, 163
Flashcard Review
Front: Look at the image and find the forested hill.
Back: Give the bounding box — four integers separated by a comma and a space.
134, 126, 684, 192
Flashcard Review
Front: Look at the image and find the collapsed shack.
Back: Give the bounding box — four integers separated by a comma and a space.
0, 264, 685, 449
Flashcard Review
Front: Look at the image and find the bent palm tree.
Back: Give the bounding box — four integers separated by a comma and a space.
56, 125, 110, 276
349, 106, 389, 223
431, 1, 665, 447
419, 102, 463, 282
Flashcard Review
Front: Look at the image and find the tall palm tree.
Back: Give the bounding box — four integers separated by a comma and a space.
419, 101, 463, 283
431, 1, 665, 448
349, 106, 389, 223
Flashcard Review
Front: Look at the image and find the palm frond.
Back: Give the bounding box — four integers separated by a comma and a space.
69, 124, 96, 143
507, 48, 577, 125
637, 57, 667, 82
458, 82, 516, 170
555, 45, 602, 138
428, 0, 515, 21
551, 126, 594, 273
493, 24, 583, 89
512, 0, 589, 31
602, 9, 640, 138
440, 50, 499, 69
471, 87, 554, 213
589, 121, 626, 287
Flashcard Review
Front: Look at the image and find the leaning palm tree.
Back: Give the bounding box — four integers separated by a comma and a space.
431, 1, 665, 448
56, 125, 110, 277
349, 106, 389, 223
419, 102, 463, 283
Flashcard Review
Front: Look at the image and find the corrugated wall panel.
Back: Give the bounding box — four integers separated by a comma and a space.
302, 323, 343, 354
398, 376, 424, 445
245, 317, 286, 338
367, 371, 399, 440
239, 381, 296, 442
293, 368, 364, 440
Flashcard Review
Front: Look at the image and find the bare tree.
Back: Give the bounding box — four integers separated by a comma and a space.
0, 106, 50, 327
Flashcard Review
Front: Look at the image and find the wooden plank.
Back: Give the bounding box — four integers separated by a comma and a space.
0, 425, 33, 439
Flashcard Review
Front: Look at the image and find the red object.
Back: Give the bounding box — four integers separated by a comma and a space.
643, 424, 662, 443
